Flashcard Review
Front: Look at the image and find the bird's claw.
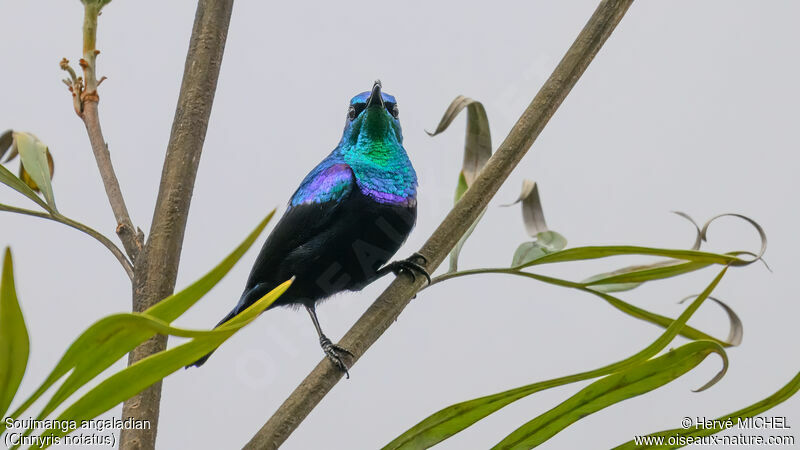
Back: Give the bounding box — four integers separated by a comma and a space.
389, 252, 431, 285
320, 335, 353, 378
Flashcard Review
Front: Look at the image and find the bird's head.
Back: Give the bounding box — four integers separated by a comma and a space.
340, 80, 403, 149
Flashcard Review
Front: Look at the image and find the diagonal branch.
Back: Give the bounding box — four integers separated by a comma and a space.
82, 103, 142, 260
0, 203, 134, 278
243, 0, 635, 448
119, 1, 235, 449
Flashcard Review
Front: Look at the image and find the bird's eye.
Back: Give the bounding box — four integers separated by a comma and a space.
389, 104, 399, 118
348, 103, 366, 121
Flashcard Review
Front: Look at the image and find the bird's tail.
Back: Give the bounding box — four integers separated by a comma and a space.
185, 283, 275, 369
184, 309, 238, 368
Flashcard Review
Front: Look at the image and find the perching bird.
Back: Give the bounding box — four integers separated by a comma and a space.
189, 81, 427, 374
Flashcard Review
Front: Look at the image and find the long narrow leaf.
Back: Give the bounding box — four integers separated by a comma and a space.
614, 370, 800, 449
32, 279, 292, 448
493, 341, 727, 449
506, 270, 734, 346
583, 261, 710, 292
518, 246, 745, 269
441, 268, 732, 345
9, 211, 275, 420
30, 312, 257, 421
0, 163, 51, 212
580, 212, 767, 294
384, 268, 729, 449
0, 249, 29, 423
146, 210, 275, 322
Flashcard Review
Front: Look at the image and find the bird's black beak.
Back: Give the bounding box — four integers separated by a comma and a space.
365, 80, 384, 108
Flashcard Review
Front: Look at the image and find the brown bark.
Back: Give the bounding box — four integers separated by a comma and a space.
82, 101, 142, 262
118, 1, 235, 449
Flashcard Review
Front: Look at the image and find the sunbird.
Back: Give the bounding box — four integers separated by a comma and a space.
189, 81, 427, 375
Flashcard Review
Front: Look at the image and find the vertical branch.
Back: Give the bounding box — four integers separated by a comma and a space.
118, 1, 235, 449
244, 0, 634, 448
75, 2, 142, 261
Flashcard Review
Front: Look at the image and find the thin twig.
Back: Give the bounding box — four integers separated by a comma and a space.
0, 204, 133, 278
119, 1, 235, 449
65, 3, 143, 262
244, 1, 635, 448
425, 266, 732, 345
82, 102, 142, 261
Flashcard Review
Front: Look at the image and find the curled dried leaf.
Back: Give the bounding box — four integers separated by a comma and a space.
504, 180, 548, 236
672, 211, 702, 250
427, 95, 492, 187
680, 295, 743, 347
429, 96, 492, 271
692, 343, 729, 393
0, 130, 13, 162
581, 212, 767, 294
700, 213, 767, 266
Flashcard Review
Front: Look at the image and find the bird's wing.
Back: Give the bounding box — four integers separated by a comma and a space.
242, 162, 357, 292
290, 162, 356, 207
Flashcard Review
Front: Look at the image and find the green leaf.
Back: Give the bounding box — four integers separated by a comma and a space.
511, 231, 568, 266
583, 260, 710, 293
493, 341, 727, 449
516, 245, 747, 269
509, 270, 734, 346
9, 211, 275, 420
33, 279, 292, 447
579, 212, 768, 294
19, 149, 55, 193
383, 268, 729, 450
81, 0, 112, 7
449, 206, 485, 273
0, 162, 51, 212
146, 210, 275, 322
20, 312, 252, 425
449, 171, 479, 272
503, 180, 568, 268
613, 370, 800, 449
0, 249, 29, 423
12, 132, 57, 211
454, 171, 468, 203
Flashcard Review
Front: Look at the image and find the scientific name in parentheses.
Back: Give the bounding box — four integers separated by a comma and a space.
694, 416, 791, 430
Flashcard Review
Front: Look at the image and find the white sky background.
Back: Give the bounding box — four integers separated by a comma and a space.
1, 1, 798, 449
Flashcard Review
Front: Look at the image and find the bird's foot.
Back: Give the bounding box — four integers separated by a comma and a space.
320, 335, 353, 379
384, 252, 431, 285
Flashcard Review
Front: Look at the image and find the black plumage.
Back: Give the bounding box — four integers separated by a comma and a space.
189, 81, 426, 373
